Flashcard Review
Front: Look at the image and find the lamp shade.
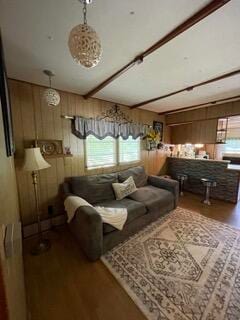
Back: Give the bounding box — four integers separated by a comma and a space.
22, 148, 51, 171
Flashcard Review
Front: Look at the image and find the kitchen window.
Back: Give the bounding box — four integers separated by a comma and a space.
225, 138, 240, 152
225, 116, 240, 153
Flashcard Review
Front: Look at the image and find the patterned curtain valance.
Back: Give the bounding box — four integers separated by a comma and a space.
73, 116, 147, 140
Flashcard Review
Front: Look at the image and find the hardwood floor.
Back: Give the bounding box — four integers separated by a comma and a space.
24, 192, 240, 320
179, 192, 240, 228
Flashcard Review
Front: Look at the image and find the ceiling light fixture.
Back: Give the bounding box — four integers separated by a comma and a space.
68, 0, 102, 68
43, 70, 60, 107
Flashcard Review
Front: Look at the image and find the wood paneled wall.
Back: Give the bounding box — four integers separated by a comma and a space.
166, 100, 240, 125
9, 79, 168, 225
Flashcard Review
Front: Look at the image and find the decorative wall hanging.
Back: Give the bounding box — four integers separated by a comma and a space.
43, 70, 60, 107
97, 105, 132, 124
68, 0, 102, 68
35, 140, 64, 156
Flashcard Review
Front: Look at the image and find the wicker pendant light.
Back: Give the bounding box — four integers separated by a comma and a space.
68, 0, 102, 68
43, 70, 60, 107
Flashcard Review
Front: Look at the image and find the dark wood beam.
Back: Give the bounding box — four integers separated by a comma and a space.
131, 69, 240, 108
158, 94, 240, 115
84, 0, 231, 99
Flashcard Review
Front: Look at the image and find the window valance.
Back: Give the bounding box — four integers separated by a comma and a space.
73, 116, 147, 140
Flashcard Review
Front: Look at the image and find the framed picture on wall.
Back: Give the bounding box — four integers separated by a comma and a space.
153, 121, 163, 141
0, 33, 14, 157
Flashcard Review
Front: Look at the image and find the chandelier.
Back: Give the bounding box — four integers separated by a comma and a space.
68, 0, 102, 68
43, 70, 60, 107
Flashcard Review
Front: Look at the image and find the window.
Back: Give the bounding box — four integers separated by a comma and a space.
119, 136, 141, 164
85, 135, 116, 168
85, 135, 141, 168
225, 116, 240, 153
225, 138, 240, 153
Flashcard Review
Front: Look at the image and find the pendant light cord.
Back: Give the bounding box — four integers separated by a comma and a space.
48, 75, 52, 88
83, 0, 87, 24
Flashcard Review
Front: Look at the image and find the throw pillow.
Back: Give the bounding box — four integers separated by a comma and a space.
112, 176, 137, 200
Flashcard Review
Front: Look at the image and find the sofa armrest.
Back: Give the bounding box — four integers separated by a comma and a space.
68, 206, 103, 261
148, 176, 179, 207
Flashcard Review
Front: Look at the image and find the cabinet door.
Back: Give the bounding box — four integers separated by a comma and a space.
192, 119, 218, 143
171, 119, 217, 144
171, 123, 192, 144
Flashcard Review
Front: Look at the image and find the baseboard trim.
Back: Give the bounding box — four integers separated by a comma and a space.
23, 214, 67, 238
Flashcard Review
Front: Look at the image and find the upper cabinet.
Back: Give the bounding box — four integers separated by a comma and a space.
171, 123, 192, 144
192, 119, 218, 144
166, 101, 240, 126
168, 102, 240, 145
171, 118, 218, 144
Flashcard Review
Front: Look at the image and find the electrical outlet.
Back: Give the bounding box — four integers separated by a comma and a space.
48, 205, 54, 216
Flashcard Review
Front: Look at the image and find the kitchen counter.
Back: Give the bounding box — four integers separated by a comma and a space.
167, 157, 240, 203
170, 156, 230, 163
170, 156, 240, 172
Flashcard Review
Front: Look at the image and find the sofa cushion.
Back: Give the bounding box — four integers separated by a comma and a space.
71, 173, 118, 204
118, 166, 148, 188
128, 185, 174, 211
96, 198, 147, 234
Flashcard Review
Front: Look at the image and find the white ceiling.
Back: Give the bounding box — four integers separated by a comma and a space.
0, 0, 240, 113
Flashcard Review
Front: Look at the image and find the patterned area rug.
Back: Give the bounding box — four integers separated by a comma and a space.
101, 207, 240, 320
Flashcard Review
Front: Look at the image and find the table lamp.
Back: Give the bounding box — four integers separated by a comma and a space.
23, 147, 51, 255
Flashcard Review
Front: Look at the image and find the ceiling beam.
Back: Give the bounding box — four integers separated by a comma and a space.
83, 0, 231, 99
131, 69, 240, 109
158, 94, 240, 115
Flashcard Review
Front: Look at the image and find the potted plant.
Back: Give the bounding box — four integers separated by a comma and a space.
145, 129, 161, 151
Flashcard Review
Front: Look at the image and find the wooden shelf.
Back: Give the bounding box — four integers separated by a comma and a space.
44, 154, 73, 159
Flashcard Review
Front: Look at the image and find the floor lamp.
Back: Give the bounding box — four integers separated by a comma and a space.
23, 147, 51, 255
